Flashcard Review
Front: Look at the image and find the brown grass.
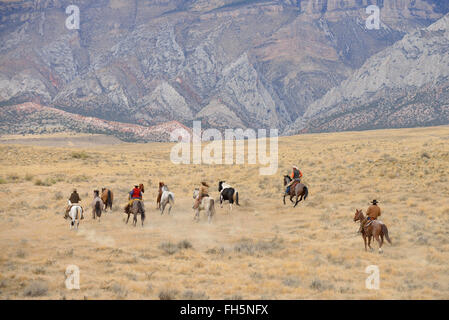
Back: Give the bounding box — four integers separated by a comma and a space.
0, 126, 448, 299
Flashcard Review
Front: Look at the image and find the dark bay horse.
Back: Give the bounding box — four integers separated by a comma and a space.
92, 190, 103, 221
353, 209, 391, 253
283, 175, 308, 207
101, 188, 113, 212
157, 182, 164, 209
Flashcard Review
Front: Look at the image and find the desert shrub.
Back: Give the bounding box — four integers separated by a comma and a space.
177, 240, 193, 250
23, 281, 48, 297
16, 249, 26, 258
25, 173, 34, 181
421, 152, 431, 159
282, 277, 301, 288
71, 151, 89, 159
159, 289, 178, 300
182, 290, 209, 300
159, 241, 178, 255
71, 175, 90, 183
108, 282, 128, 298
7, 173, 20, 181
206, 247, 225, 255
33, 267, 46, 275
159, 240, 193, 255
54, 192, 63, 200
310, 278, 334, 291
234, 236, 284, 256
0, 177, 6, 184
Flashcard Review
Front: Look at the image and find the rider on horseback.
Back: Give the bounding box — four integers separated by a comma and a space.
193, 182, 209, 209
358, 200, 381, 233
125, 185, 143, 214
66, 188, 84, 219
285, 165, 302, 194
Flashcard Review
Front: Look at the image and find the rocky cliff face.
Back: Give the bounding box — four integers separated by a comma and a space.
287, 13, 449, 134
0, 0, 447, 140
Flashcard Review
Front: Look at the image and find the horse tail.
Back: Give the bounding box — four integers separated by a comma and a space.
107, 189, 112, 208
381, 224, 392, 244
235, 192, 240, 206
210, 198, 216, 216
303, 186, 308, 201
95, 200, 101, 217
168, 193, 174, 204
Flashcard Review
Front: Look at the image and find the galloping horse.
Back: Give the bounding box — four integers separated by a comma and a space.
126, 200, 145, 227
159, 185, 175, 215
353, 209, 391, 253
283, 175, 308, 207
218, 181, 239, 210
92, 190, 103, 221
157, 182, 164, 209
67, 200, 82, 230
193, 188, 215, 223
101, 188, 113, 212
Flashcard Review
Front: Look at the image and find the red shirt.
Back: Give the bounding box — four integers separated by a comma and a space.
131, 188, 142, 199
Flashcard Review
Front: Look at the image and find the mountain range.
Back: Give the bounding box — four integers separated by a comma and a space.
0, 0, 448, 141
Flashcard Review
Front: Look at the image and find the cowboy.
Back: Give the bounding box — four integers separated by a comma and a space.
66, 188, 83, 219
193, 182, 209, 209
285, 165, 302, 194
359, 200, 381, 233
125, 185, 143, 214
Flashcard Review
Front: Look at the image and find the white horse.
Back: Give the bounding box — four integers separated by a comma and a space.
192, 188, 215, 223
67, 200, 82, 230
160, 185, 175, 215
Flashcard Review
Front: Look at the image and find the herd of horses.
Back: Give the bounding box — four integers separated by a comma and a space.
66, 176, 391, 253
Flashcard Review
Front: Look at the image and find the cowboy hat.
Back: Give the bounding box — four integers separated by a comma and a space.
371, 200, 379, 205
292, 165, 298, 169
201, 181, 209, 187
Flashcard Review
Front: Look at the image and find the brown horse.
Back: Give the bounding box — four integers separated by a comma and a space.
157, 182, 164, 209
101, 188, 113, 212
353, 209, 391, 253
283, 175, 308, 207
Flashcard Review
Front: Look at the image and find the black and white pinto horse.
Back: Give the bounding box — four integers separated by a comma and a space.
218, 181, 240, 210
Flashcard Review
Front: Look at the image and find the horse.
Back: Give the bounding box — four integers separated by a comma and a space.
283, 175, 308, 207
157, 182, 164, 209
126, 200, 145, 227
66, 200, 82, 230
218, 181, 239, 210
92, 190, 103, 221
353, 209, 392, 253
160, 185, 174, 215
193, 188, 215, 223
101, 188, 113, 212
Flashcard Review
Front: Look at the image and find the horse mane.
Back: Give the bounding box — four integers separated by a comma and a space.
139, 184, 145, 193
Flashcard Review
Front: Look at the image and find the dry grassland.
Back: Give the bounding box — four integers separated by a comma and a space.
0, 126, 448, 299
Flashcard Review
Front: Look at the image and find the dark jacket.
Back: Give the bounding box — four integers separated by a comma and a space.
69, 192, 81, 204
